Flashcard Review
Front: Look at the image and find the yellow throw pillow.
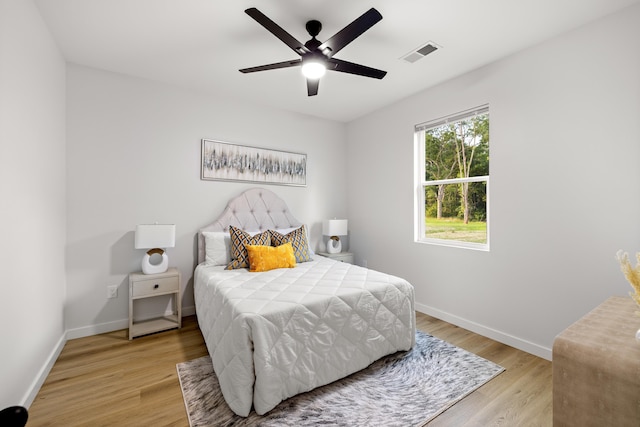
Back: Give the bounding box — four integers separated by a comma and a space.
246, 243, 297, 272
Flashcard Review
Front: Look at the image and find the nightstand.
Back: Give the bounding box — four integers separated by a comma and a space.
318, 252, 354, 264
129, 268, 182, 340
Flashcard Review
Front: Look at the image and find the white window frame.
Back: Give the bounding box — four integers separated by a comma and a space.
414, 106, 490, 251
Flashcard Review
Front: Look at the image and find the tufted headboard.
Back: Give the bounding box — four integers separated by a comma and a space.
197, 188, 303, 264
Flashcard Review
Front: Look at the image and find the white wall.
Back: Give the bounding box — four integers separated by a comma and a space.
0, 0, 66, 408
346, 5, 640, 359
65, 64, 348, 335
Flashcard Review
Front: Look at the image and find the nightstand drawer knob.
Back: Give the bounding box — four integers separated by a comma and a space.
154, 284, 159, 289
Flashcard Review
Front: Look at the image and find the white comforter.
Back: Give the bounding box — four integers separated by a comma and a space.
194, 256, 416, 417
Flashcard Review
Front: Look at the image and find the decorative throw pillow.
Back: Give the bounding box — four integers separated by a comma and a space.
246, 243, 296, 272
269, 226, 312, 263
226, 226, 271, 270
273, 225, 315, 256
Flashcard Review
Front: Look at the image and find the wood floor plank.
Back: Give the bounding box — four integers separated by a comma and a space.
27, 313, 551, 426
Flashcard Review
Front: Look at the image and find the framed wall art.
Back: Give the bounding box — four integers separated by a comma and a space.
201, 139, 307, 187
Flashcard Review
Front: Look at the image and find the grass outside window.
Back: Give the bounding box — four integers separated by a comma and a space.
425, 217, 487, 244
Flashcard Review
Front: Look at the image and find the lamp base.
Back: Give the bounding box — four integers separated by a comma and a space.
326, 237, 342, 254
141, 249, 169, 274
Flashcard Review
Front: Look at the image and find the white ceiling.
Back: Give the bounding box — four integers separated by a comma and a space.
35, 0, 640, 122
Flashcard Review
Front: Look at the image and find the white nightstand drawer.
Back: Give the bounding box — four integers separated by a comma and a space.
131, 276, 178, 298
318, 252, 354, 264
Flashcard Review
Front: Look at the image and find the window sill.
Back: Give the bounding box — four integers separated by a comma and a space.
414, 238, 490, 252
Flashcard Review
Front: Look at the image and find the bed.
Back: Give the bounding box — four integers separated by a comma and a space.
194, 188, 416, 417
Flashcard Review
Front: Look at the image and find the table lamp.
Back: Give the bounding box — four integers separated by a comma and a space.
323, 219, 348, 254
135, 223, 175, 274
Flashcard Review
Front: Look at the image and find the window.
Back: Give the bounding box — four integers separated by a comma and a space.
414, 105, 490, 250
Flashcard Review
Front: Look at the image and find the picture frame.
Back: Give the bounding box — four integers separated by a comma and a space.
201, 139, 307, 186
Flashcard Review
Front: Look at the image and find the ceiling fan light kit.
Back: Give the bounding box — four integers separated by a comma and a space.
301, 60, 326, 79
240, 7, 387, 96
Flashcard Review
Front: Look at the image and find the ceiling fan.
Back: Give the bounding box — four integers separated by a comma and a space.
239, 7, 387, 96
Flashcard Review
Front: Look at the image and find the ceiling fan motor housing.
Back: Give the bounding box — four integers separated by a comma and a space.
306, 20, 322, 38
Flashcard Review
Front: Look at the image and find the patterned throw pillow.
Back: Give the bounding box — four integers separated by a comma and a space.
269, 226, 312, 263
246, 243, 296, 272
226, 226, 271, 270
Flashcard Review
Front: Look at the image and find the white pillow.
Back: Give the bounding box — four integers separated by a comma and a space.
203, 231, 231, 266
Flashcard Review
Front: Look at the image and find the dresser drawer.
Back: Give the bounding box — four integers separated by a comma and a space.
131, 276, 179, 297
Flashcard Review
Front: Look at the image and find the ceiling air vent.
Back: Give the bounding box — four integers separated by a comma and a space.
401, 42, 440, 64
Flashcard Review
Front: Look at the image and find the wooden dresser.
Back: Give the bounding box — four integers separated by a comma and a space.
553, 296, 640, 426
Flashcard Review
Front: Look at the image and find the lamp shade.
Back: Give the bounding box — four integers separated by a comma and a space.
322, 219, 348, 236
135, 224, 175, 249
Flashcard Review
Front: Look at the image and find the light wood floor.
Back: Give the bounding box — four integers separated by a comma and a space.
28, 312, 552, 426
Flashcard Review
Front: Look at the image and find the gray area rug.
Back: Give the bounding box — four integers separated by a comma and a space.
177, 331, 504, 427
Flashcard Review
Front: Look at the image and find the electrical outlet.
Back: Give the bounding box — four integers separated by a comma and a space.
107, 285, 118, 299
362, 259, 368, 268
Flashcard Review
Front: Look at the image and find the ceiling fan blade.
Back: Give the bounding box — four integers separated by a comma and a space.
307, 79, 319, 96
328, 58, 387, 79
239, 59, 302, 74
319, 8, 382, 57
245, 8, 310, 56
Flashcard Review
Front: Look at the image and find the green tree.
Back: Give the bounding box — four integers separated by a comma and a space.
452, 114, 488, 224
425, 127, 457, 218
424, 113, 489, 223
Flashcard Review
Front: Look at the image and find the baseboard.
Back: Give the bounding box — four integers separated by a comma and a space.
65, 306, 197, 340
183, 305, 196, 317
22, 332, 66, 408
415, 302, 552, 361
65, 318, 130, 340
